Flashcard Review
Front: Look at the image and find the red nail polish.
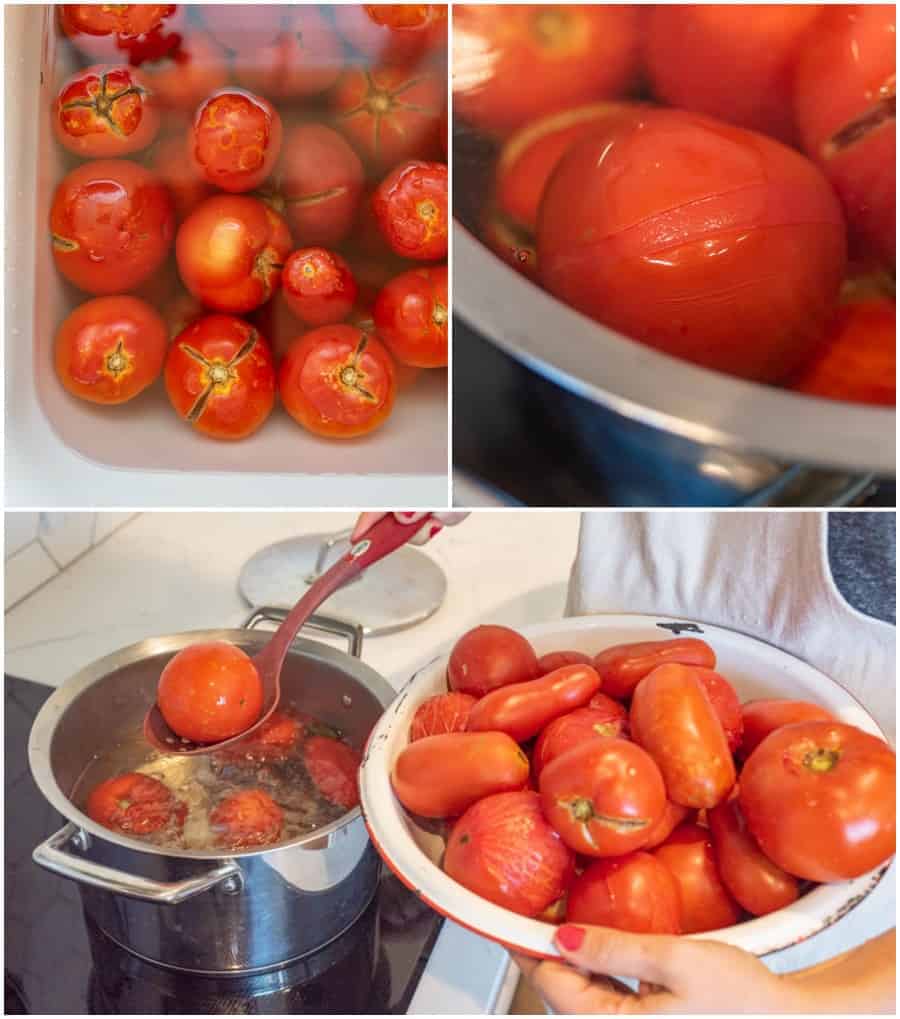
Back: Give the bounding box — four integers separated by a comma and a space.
556, 925, 585, 952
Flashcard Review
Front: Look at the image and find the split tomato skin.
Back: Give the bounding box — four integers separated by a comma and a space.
302, 736, 361, 810
372, 160, 448, 261
409, 691, 477, 742
447, 625, 539, 698
373, 265, 449, 368
54, 296, 167, 405
532, 701, 629, 779
567, 852, 682, 934
740, 699, 835, 758
540, 737, 666, 857
282, 248, 359, 327
391, 731, 530, 818
59, 5, 177, 62
210, 788, 283, 850
444, 790, 574, 918
191, 89, 283, 193
593, 638, 716, 702
739, 721, 896, 882
641, 799, 692, 851
537, 650, 592, 675
87, 772, 186, 836
695, 669, 744, 754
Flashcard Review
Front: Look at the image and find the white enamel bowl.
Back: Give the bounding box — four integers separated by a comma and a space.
359, 614, 892, 959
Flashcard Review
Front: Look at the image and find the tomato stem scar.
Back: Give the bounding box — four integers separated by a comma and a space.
804, 747, 841, 773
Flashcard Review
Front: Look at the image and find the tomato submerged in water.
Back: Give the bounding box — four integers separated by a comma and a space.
87, 772, 186, 836
282, 248, 359, 327
372, 160, 448, 261
210, 788, 284, 849
373, 265, 448, 368
302, 736, 362, 811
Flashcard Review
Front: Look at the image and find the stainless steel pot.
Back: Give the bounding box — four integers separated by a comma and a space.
28, 610, 396, 975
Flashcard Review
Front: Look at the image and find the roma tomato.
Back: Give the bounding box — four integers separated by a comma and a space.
593, 638, 716, 702
567, 853, 682, 934
444, 790, 574, 917
630, 664, 736, 809
540, 737, 666, 857
148, 133, 213, 223
279, 325, 396, 439
157, 640, 264, 743
641, 800, 692, 851
282, 248, 358, 327
537, 650, 592, 675
138, 32, 230, 112
165, 315, 276, 440
533, 702, 629, 779
391, 731, 529, 818
302, 736, 361, 811
50, 159, 174, 294
740, 721, 896, 882
409, 691, 477, 742
654, 823, 742, 933
54, 296, 166, 405
191, 89, 282, 193
696, 669, 744, 754
373, 265, 448, 368
210, 789, 283, 849
537, 108, 847, 383
87, 772, 186, 836
469, 665, 601, 743
373, 161, 448, 261
176, 195, 292, 314
708, 797, 799, 917
453, 5, 640, 137
740, 699, 835, 758
447, 625, 539, 697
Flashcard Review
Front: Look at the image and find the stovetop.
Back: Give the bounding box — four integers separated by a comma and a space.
5, 676, 442, 1015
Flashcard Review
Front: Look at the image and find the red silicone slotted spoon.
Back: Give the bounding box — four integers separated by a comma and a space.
144, 514, 432, 755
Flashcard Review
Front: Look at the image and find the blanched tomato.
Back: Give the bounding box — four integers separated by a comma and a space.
197, 5, 285, 55
255, 711, 302, 749
567, 852, 682, 934
593, 638, 716, 702
537, 651, 593, 675
87, 772, 186, 836
409, 691, 477, 742
695, 669, 744, 754
191, 89, 282, 193
210, 789, 283, 849
333, 4, 436, 64
148, 133, 213, 223
481, 208, 539, 282
533, 702, 629, 779
447, 625, 539, 698
641, 799, 691, 851
282, 248, 358, 327
59, 5, 176, 61
740, 699, 835, 758
138, 31, 230, 112
373, 265, 448, 368
372, 161, 448, 261
302, 736, 361, 810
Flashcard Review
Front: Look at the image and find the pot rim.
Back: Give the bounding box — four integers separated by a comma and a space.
454, 224, 895, 474
28, 627, 396, 860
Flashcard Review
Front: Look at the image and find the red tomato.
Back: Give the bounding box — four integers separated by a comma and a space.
157, 640, 264, 743
447, 625, 539, 698
453, 5, 640, 137
630, 664, 736, 809
250, 288, 305, 363
190, 89, 282, 194
55, 296, 167, 406
59, 5, 176, 61
469, 665, 601, 743
537, 108, 847, 383
50, 159, 174, 294
165, 315, 276, 440
537, 651, 593, 675
373, 161, 448, 261
740, 721, 896, 882
444, 790, 574, 917
176, 195, 292, 314
740, 699, 835, 758
256, 711, 302, 749
373, 265, 448, 368
87, 772, 185, 836
792, 299, 896, 406
593, 638, 716, 702
302, 736, 361, 811
533, 702, 629, 779
148, 133, 213, 224
641, 799, 692, 851
654, 822, 743, 933
567, 852, 682, 934
392, 731, 530, 818
644, 5, 825, 144
331, 67, 444, 170
540, 738, 666, 857
210, 789, 283, 849
282, 248, 358, 327
198, 5, 285, 55
695, 669, 744, 754
481, 208, 539, 282
409, 692, 477, 742
333, 4, 433, 64
708, 797, 799, 917
138, 31, 230, 112
793, 5, 895, 264
279, 325, 396, 439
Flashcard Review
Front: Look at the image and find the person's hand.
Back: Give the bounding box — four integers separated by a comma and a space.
351, 511, 469, 545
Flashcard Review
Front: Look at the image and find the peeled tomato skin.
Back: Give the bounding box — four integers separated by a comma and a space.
536, 108, 847, 384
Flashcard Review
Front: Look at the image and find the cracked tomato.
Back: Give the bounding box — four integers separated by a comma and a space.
567, 852, 682, 934
373, 264, 448, 367
87, 772, 186, 836
282, 247, 358, 327
409, 691, 478, 742
210, 788, 283, 849
372, 160, 448, 261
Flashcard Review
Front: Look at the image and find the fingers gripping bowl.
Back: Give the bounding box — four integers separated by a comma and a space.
359, 615, 894, 959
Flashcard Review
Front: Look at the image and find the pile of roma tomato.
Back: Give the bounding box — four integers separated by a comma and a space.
455, 4, 895, 403
391, 625, 897, 934
51, 4, 447, 441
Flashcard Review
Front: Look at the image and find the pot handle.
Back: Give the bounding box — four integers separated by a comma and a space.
243, 607, 364, 659
33, 823, 242, 904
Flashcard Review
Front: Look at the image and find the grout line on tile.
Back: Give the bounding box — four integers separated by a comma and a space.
37, 536, 65, 571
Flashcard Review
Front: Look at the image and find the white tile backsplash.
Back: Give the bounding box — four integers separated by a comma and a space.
93, 512, 138, 543
38, 512, 97, 567
5, 542, 59, 609
5, 513, 40, 559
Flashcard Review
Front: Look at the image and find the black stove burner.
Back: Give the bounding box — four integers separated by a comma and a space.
5, 676, 441, 1015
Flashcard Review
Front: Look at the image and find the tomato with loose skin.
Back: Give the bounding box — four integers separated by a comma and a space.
176, 195, 292, 314
409, 691, 477, 742
641, 800, 692, 851
59, 5, 176, 61
50, 159, 174, 294
333, 4, 433, 64
533, 702, 629, 779
740, 699, 835, 758
695, 669, 744, 754
303, 736, 361, 810
210, 789, 283, 849
593, 638, 716, 702
165, 315, 276, 440
148, 133, 213, 223
279, 325, 396, 439
740, 721, 896, 882
255, 711, 302, 749
392, 731, 529, 818
191, 89, 282, 194
373, 265, 448, 368
198, 5, 285, 55
55, 296, 167, 405
630, 664, 736, 809
567, 852, 682, 934
540, 737, 666, 857
537, 651, 592, 675
138, 32, 230, 112
87, 772, 186, 836
373, 161, 448, 261
282, 248, 358, 327
444, 790, 574, 917
447, 625, 539, 697
537, 108, 848, 383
